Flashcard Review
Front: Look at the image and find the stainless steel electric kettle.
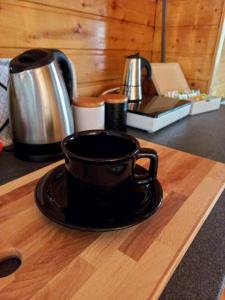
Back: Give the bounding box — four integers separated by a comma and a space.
121, 53, 152, 101
9, 48, 75, 161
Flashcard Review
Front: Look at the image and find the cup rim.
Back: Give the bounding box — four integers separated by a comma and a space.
61, 130, 139, 163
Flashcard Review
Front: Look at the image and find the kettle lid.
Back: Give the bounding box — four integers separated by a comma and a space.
126, 52, 140, 59
10, 49, 54, 73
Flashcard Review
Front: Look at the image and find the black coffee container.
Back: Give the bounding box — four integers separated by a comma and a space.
101, 93, 128, 131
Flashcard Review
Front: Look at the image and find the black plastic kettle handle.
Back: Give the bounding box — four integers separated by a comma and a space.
51, 49, 74, 103
140, 56, 152, 80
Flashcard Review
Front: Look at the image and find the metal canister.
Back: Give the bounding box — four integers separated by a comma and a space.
100, 94, 128, 131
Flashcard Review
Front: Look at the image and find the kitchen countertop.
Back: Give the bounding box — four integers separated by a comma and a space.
1, 106, 225, 299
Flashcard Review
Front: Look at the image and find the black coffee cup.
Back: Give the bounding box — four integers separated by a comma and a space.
62, 130, 158, 196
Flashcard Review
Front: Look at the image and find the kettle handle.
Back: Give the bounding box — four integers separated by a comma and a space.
140, 57, 152, 80
52, 49, 76, 103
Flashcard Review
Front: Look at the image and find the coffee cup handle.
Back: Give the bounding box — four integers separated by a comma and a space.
132, 148, 158, 185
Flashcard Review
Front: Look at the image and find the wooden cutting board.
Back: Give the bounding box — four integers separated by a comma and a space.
1, 139, 225, 300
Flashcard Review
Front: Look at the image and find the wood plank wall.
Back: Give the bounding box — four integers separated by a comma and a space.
0, 0, 224, 95
0, 0, 155, 96
152, 0, 225, 92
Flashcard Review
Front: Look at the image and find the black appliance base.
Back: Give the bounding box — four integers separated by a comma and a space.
13, 141, 63, 162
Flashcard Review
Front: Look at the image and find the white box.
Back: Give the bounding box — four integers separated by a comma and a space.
127, 104, 191, 133
189, 97, 221, 115
151, 63, 221, 116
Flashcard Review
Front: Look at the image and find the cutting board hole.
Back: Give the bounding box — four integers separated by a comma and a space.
0, 255, 22, 277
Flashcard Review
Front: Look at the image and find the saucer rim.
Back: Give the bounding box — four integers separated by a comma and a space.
35, 164, 163, 232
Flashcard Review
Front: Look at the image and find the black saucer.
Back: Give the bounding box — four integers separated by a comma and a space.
35, 165, 163, 231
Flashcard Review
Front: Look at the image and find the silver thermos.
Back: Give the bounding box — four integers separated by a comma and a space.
121, 53, 152, 101
8, 48, 75, 161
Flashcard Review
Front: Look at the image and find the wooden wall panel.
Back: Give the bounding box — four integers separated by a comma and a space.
0, 49, 151, 84
1, 0, 224, 96
67, 50, 151, 84
152, 52, 212, 81
24, 0, 156, 26
0, 0, 156, 96
155, 0, 224, 27
153, 26, 218, 55
0, 1, 154, 51
152, 0, 224, 93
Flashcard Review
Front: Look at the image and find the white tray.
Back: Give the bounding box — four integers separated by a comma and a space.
189, 97, 221, 115
127, 104, 191, 133
151, 63, 221, 116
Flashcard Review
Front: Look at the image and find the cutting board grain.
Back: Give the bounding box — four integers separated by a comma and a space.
1, 140, 225, 300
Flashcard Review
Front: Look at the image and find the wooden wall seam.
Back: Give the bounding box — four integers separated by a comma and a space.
151, 0, 225, 93
22, 0, 156, 27
0, 1, 154, 51
0, 0, 156, 96
3, 0, 221, 95
2, 0, 153, 27
2, 0, 156, 27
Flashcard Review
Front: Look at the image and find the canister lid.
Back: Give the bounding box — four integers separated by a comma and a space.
100, 93, 128, 104
73, 97, 104, 107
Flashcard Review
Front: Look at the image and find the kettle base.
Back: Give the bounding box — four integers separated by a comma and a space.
13, 140, 63, 162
